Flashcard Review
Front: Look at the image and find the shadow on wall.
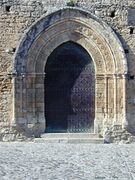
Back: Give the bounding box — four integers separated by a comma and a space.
113, 28, 135, 135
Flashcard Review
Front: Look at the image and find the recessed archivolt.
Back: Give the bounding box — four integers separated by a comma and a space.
27, 20, 116, 75
12, 8, 128, 134
35, 32, 105, 74
27, 29, 106, 74
14, 8, 127, 75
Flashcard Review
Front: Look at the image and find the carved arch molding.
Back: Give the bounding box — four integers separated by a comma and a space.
13, 8, 128, 134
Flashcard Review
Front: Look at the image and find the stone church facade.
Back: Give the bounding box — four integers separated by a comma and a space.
0, 0, 135, 141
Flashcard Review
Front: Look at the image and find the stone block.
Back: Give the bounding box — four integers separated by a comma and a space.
128, 9, 135, 25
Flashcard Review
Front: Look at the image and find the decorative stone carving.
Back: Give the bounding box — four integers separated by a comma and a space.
11, 8, 127, 139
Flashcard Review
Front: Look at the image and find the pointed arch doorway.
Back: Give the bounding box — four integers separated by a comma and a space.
45, 41, 95, 133
13, 8, 128, 136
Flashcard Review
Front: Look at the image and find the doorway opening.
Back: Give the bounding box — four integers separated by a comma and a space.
45, 41, 95, 133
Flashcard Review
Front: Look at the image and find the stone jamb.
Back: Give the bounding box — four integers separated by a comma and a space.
12, 8, 128, 135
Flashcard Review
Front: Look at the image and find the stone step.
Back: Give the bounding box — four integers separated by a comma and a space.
34, 138, 104, 144
34, 133, 104, 144
41, 133, 101, 139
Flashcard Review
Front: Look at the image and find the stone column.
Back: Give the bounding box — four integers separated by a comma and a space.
26, 73, 36, 127
12, 74, 25, 125
113, 73, 118, 124
122, 74, 128, 128
34, 72, 46, 133
94, 74, 105, 134
103, 75, 108, 126
11, 76, 16, 126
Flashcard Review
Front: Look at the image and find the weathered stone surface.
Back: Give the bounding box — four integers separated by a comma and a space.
103, 125, 135, 144
0, 0, 135, 140
0, 125, 33, 142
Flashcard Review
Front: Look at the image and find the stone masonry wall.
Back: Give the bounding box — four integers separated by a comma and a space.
0, 0, 135, 138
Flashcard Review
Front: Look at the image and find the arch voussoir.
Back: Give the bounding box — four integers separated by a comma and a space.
13, 8, 128, 135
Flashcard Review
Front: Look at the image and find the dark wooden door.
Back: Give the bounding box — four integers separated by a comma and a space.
45, 42, 95, 133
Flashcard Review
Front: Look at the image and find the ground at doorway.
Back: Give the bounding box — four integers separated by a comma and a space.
0, 143, 135, 179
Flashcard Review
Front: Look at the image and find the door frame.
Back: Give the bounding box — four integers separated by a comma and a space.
12, 8, 128, 135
